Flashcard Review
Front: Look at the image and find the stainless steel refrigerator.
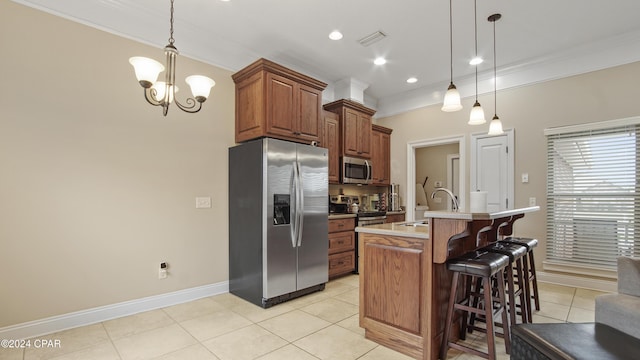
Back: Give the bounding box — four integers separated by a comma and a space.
228, 138, 328, 308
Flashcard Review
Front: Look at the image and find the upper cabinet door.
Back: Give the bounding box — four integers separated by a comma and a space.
266, 73, 296, 138
296, 83, 322, 142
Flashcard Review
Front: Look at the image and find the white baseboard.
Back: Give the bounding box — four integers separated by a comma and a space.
0, 281, 229, 340
537, 271, 617, 292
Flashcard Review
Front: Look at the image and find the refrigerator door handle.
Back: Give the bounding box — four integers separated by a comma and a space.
289, 162, 298, 248
296, 160, 304, 247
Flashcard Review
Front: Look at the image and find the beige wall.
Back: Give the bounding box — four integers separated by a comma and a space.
415, 143, 459, 211
0, 2, 235, 327
376, 60, 640, 275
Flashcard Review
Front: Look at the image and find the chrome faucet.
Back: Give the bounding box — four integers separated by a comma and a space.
431, 187, 459, 212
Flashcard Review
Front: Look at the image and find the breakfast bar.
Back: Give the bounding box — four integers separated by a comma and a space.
356, 207, 539, 360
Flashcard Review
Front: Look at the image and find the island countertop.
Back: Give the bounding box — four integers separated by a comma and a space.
419, 206, 540, 220
355, 222, 429, 239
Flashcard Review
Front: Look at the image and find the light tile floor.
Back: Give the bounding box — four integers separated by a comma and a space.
1, 276, 608, 360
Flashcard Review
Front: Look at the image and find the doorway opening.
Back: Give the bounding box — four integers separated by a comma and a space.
406, 135, 465, 221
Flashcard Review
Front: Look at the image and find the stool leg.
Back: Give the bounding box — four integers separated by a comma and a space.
440, 272, 460, 360
514, 258, 528, 323
504, 264, 517, 327
482, 276, 497, 360
529, 251, 541, 311
521, 254, 533, 323
496, 269, 511, 354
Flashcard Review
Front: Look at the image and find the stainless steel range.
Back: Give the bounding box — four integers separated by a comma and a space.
354, 211, 387, 274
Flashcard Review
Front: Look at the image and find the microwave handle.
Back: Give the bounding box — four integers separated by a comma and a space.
365, 160, 371, 181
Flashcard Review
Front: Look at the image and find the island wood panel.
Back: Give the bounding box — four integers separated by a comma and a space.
359, 233, 433, 359
362, 242, 422, 334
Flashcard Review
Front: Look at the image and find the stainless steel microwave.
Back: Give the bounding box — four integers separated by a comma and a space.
342, 156, 372, 184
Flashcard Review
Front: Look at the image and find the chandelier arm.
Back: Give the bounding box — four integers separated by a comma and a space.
174, 97, 203, 113
144, 88, 163, 106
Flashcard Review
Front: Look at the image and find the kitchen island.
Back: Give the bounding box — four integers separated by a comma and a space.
356, 207, 539, 360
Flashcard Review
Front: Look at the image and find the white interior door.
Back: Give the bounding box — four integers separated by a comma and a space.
471, 130, 514, 212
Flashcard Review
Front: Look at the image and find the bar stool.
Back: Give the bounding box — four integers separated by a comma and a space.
501, 237, 540, 323
440, 250, 511, 360
481, 241, 529, 326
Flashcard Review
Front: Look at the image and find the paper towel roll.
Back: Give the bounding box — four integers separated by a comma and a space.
416, 183, 428, 206
469, 191, 488, 213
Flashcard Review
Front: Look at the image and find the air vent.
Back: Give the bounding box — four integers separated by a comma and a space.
357, 31, 387, 47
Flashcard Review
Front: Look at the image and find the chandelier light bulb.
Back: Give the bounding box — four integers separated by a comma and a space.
152, 82, 178, 103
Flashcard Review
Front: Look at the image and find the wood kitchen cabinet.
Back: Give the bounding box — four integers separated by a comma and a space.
328, 217, 356, 278
323, 99, 375, 159
232, 58, 327, 144
321, 111, 340, 184
371, 124, 392, 185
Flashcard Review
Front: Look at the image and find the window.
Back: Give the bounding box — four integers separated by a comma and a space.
545, 118, 640, 275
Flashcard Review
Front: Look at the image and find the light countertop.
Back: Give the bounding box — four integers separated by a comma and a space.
328, 213, 357, 220
355, 206, 540, 239
420, 206, 540, 220
356, 222, 429, 239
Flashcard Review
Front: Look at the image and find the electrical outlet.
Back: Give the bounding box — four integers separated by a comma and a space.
522, 173, 529, 183
159, 262, 168, 279
195, 196, 211, 209
529, 197, 537, 206
434, 181, 443, 188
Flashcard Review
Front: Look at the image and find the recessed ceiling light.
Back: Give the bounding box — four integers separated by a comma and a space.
329, 31, 343, 40
406, 77, 418, 84
374, 57, 387, 65
470, 56, 483, 65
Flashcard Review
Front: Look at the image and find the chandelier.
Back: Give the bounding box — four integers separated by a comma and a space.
129, 0, 215, 116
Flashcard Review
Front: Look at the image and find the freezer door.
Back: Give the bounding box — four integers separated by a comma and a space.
296, 144, 329, 289
264, 139, 298, 299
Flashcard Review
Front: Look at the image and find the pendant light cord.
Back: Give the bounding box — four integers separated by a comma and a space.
448, 0, 453, 83
493, 18, 497, 116
473, 0, 478, 101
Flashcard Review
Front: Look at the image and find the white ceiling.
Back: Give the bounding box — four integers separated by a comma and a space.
13, 0, 640, 117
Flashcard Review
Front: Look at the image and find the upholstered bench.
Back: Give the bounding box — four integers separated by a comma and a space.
511, 322, 640, 360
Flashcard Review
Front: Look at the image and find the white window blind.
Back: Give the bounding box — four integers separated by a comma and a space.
546, 120, 640, 271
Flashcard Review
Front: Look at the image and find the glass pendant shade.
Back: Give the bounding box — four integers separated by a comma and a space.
468, 101, 486, 125
129, 57, 164, 88
488, 115, 504, 135
441, 83, 462, 112
185, 75, 216, 102
152, 82, 178, 103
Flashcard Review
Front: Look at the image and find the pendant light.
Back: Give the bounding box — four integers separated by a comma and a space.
468, 0, 485, 125
487, 13, 504, 135
441, 0, 462, 112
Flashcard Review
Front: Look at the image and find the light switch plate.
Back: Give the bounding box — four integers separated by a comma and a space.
195, 196, 212, 209
522, 173, 529, 183
434, 181, 443, 187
